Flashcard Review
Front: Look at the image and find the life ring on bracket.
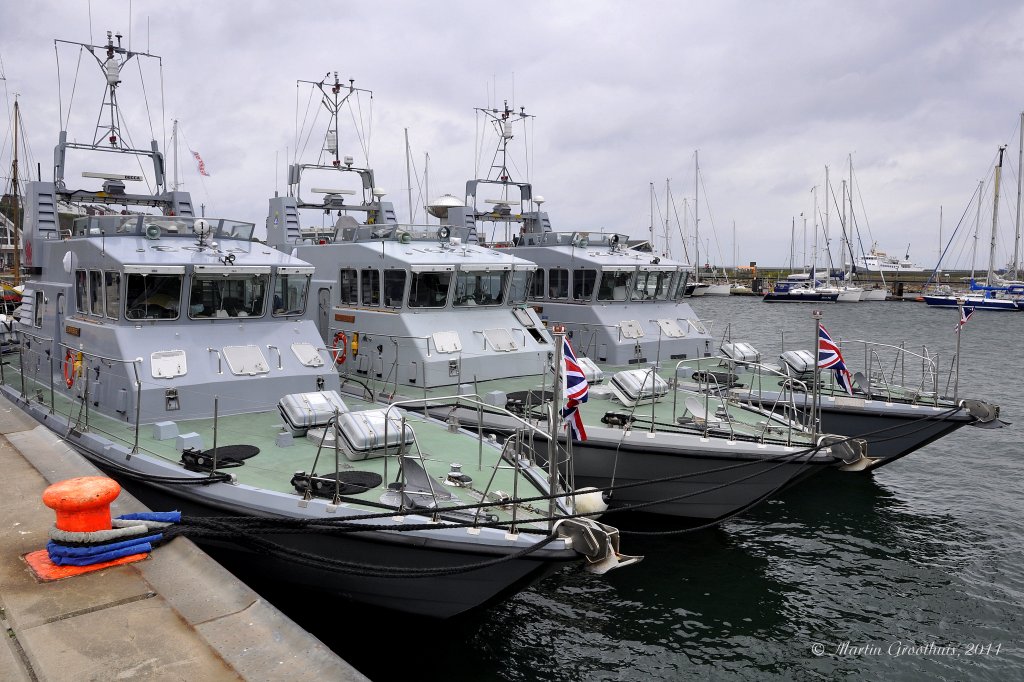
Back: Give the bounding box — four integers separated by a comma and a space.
331, 331, 348, 365
63, 349, 81, 388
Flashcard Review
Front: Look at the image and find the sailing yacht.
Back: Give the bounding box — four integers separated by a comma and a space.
924, 145, 1024, 310
5, 37, 636, 619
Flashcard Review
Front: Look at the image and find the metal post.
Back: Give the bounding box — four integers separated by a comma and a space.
210, 396, 219, 476
954, 299, 963, 402
48, 354, 54, 413
811, 309, 823, 440
548, 326, 566, 532
333, 407, 341, 504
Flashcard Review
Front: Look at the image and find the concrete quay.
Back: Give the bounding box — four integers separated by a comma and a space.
0, 395, 367, 682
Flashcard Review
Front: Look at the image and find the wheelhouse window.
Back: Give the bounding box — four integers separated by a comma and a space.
272, 272, 310, 317
89, 270, 104, 316
454, 269, 508, 307
383, 270, 407, 308
75, 270, 88, 313
126, 274, 183, 320
671, 271, 690, 300
104, 272, 120, 319
509, 269, 534, 305
572, 269, 597, 301
187, 273, 267, 319
632, 269, 672, 301
597, 270, 634, 301
361, 269, 381, 307
548, 268, 569, 299
339, 269, 358, 305
409, 271, 452, 308
529, 269, 545, 300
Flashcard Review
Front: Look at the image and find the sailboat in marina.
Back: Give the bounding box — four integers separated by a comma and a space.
924, 142, 1024, 311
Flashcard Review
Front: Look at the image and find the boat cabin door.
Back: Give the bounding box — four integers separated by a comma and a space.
317, 288, 331, 338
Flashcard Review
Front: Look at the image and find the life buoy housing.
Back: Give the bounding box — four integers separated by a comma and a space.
332, 331, 348, 365
63, 349, 81, 388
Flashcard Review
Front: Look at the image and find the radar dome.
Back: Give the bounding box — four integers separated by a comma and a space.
427, 193, 464, 219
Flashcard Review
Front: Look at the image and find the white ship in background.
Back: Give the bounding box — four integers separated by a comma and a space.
855, 242, 923, 273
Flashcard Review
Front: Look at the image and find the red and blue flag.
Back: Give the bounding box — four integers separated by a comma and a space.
560, 338, 589, 441
955, 306, 975, 333
817, 325, 854, 396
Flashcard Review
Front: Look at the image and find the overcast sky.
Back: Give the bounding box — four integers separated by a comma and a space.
4, 0, 1024, 271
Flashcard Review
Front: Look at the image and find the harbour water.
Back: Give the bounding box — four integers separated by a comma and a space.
250, 297, 1022, 681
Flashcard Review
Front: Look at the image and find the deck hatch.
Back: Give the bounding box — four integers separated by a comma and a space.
432, 331, 462, 353
223, 345, 270, 375
619, 320, 645, 339
291, 342, 325, 367
151, 349, 187, 378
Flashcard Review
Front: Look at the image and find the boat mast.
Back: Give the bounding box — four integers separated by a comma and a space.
1014, 111, 1023, 279
988, 145, 1006, 282
824, 165, 830, 283
649, 181, 654, 252
171, 118, 179, 191
11, 97, 20, 286
405, 128, 413, 223
694, 150, 700, 277
971, 180, 982, 280
665, 178, 671, 258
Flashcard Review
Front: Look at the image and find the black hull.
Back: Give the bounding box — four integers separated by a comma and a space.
568, 442, 828, 519
88, 458, 573, 619
813, 408, 972, 468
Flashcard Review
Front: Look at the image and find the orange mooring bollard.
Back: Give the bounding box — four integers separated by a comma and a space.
25, 476, 149, 581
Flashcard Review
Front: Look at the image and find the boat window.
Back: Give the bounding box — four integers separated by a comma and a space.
572, 269, 597, 301
597, 270, 633, 301
509, 269, 534, 305
633, 269, 671, 301
360, 269, 380, 307
339, 268, 358, 305
125, 273, 182, 320
34, 292, 43, 328
105, 272, 121, 319
383, 270, 407, 308
454, 270, 508, 307
409, 271, 452, 308
529, 269, 545, 300
89, 270, 104, 316
272, 273, 309, 317
75, 270, 88, 313
548, 268, 569, 299
671, 272, 690, 301
188, 273, 267, 319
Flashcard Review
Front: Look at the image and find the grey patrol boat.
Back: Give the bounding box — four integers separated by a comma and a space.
267, 83, 863, 521
4, 35, 636, 619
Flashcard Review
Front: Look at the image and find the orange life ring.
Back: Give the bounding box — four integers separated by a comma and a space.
332, 331, 348, 365
63, 349, 76, 388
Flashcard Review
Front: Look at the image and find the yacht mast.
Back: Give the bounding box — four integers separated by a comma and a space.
971, 180, 982, 279
11, 97, 21, 285
824, 165, 830, 283
988, 145, 1006, 282
694, 150, 700, 276
1013, 111, 1023, 278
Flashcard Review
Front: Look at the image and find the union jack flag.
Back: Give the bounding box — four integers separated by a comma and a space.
560, 337, 589, 441
955, 306, 975, 333
817, 325, 853, 396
